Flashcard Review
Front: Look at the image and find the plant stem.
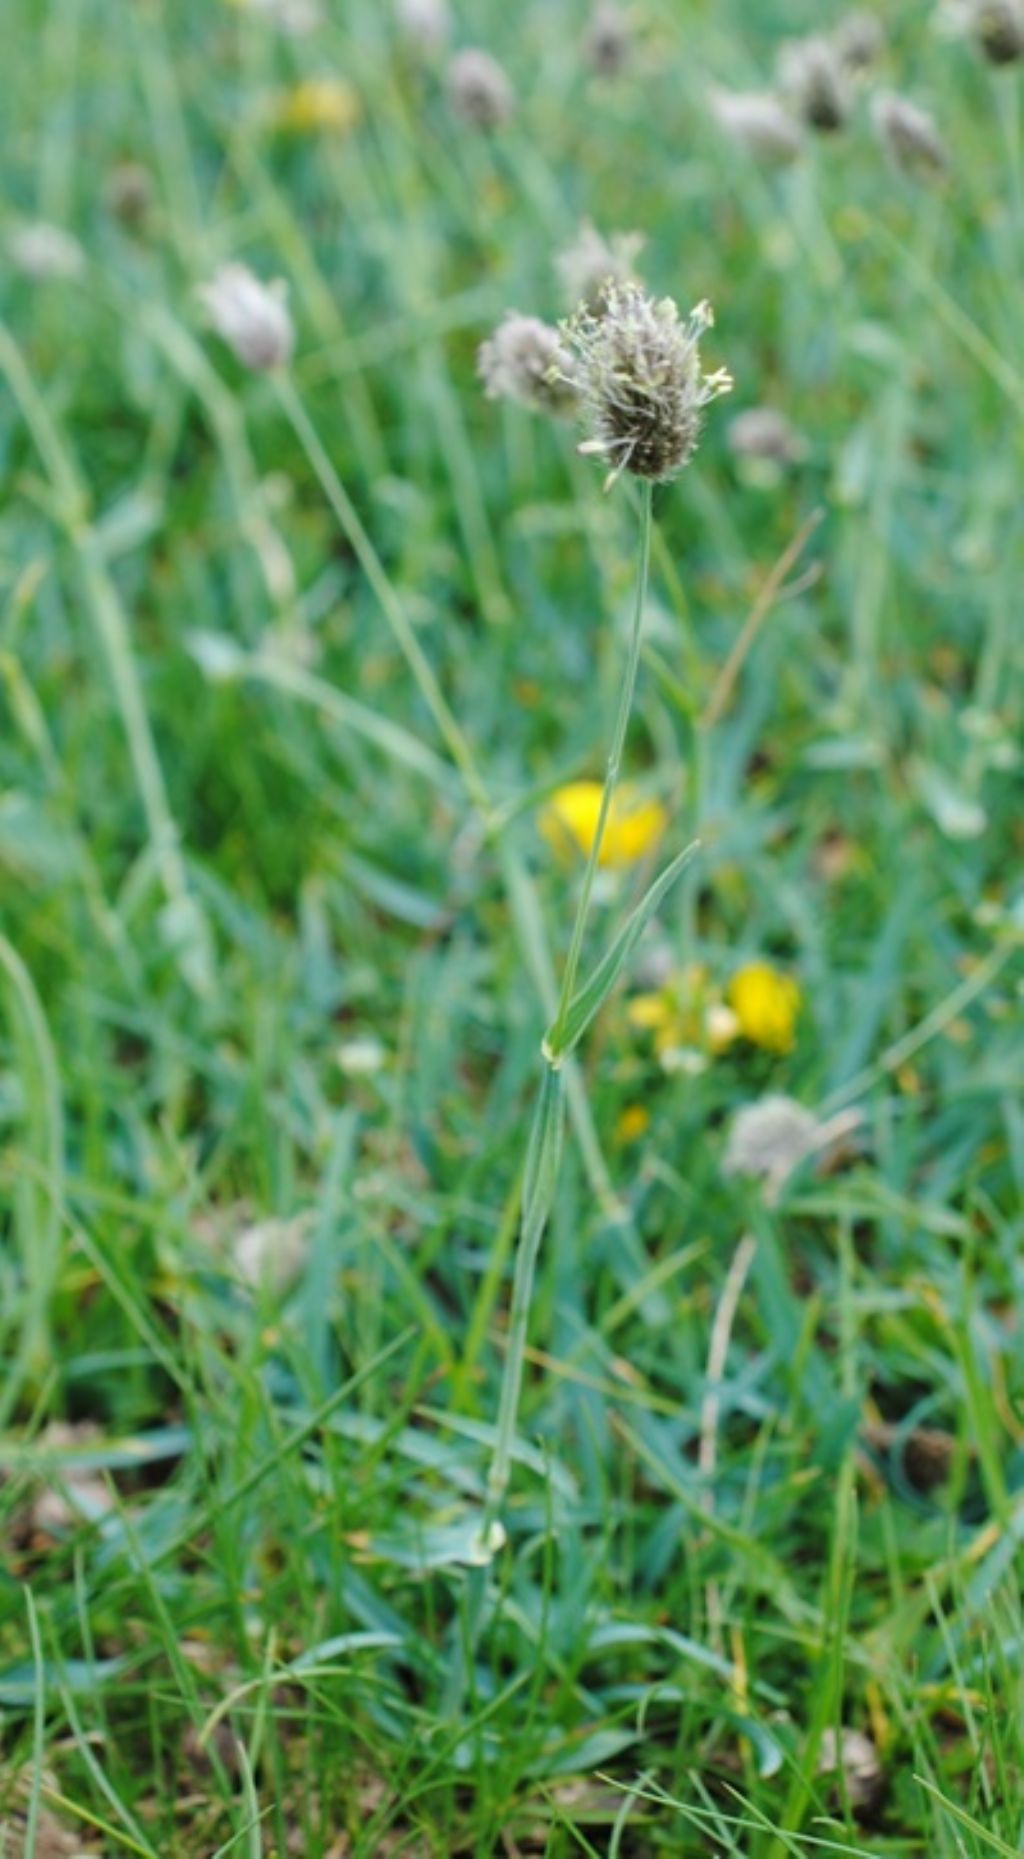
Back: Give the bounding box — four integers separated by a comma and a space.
483, 483, 654, 1529
547, 481, 653, 1055
481, 1065, 566, 1532
277, 374, 656, 1535
276, 373, 630, 1232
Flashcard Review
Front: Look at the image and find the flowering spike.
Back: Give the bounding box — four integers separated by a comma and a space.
556, 220, 644, 313
708, 87, 803, 166
447, 48, 515, 128
198, 263, 294, 372
477, 313, 578, 417
777, 33, 853, 132
563, 281, 732, 487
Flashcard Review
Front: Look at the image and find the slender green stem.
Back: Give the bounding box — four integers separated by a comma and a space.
273, 372, 633, 1223
483, 484, 654, 1532
277, 374, 655, 1541
481, 1065, 566, 1532
548, 481, 653, 1053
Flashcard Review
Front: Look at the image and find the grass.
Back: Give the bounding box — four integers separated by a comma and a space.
1, 0, 1023, 1852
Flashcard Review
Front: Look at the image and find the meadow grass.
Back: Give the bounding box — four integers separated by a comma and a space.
1, 0, 1023, 1852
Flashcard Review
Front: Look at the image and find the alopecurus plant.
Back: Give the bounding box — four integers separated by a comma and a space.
477, 280, 733, 1550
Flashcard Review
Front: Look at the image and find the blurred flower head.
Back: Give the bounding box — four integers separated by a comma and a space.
833, 9, 886, 72
565, 283, 733, 486
871, 91, 948, 181
728, 406, 808, 467
778, 33, 853, 131
395, 0, 450, 52
9, 221, 84, 281
709, 87, 803, 165
584, 2, 632, 76
447, 48, 516, 128
198, 263, 295, 371
723, 1094, 819, 1191
477, 312, 579, 415
104, 161, 153, 227
540, 779, 668, 869
556, 220, 644, 312
727, 961, 801, 1053
944, 0, 1024, 62
273, 76, 361, 134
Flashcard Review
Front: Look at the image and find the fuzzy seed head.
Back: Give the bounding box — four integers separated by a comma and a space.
872, 91, 948, 180
447, 48, 515, 128
723, 1096, 819, 1193
477, 313, 578, 416
970, 0, 1024, 61
556, 220, 644, 312
833, 9, 886, 71
584, 3, 631, 77
198, 263, 294, 371
395, 0, 450, 53
565, 283, 732, 486
9, 221, 84, 281
778, 33, 853, 131
728, 406, 808, 466
709, 87, 803, 165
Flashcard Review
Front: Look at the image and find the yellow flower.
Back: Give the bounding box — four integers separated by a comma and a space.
727, 962, 801, 1055
539, 780, 667, 870
273, 77, 361, 136
628, 965, 738, 1063
616, 1104, 650, 1143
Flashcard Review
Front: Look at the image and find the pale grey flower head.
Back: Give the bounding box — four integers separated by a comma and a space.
872, 91, 948, 181
724, 1095, 864, 1200
556, 220, 644, 313
778, 33, 853, 131
395, 0, 450, 53
709, 87, 804, 165
951, 0, 1024, 61
447, 48, 515, 128
728, 406, 808, 467
198, 263, 294, 371
833, 9, 886, 71
9, 221, 84, 281
723, 1095, 819, 1194
565, 283, 732, 486
818, 1729, 886, 1815
584, 2, 631, 76
477, 313, 578, 416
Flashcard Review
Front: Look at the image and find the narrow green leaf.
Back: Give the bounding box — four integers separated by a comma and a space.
545, 841, 699, 1063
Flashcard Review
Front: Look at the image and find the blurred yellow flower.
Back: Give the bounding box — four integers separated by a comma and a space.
627, 965, 739, 1066
273, 77, 361, 135
616, 1104, 650, 1143
540, 780, 667, 870
727, 962, 801, 1055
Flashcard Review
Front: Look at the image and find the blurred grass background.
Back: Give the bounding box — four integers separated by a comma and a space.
1, 0, 1022, 1852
